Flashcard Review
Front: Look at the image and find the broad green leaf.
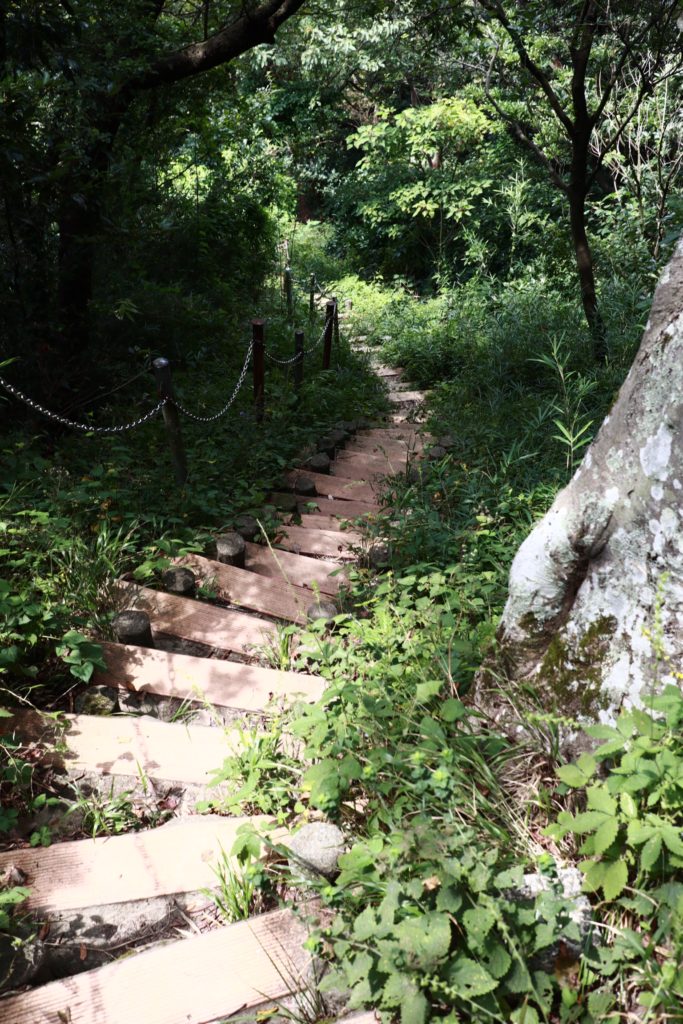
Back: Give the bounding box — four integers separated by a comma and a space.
511, 1005, 540, 1024
447, 956, 498, 997
463, 906, 496, 948
400, 989, 428, 1024
640, 834, 663, 870
396, 911, 451, 967
586, 786, 617, 815
353, 906, 377, 942
602, 859, 628, 900
593, 817, 620, 855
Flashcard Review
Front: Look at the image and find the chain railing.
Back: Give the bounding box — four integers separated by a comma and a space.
173, 342, 254, 422
0, 373, 168, 433
0, 270, 345, 482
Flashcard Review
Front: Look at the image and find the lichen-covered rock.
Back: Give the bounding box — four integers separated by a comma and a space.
75, 685, 118, 716
509, 867, 592, 972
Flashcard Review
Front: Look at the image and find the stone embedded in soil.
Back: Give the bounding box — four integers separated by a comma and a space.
162, 566, 196, 598
437, 434, 456, 450
74, 686, 118, 716
306, 601, 339, 626
367, 543, 391, 570
306, 453, 331, 475
234, 514, 260, 542
510, 867, 592, 970
291, 475, 317, 497
288, 822, 346, 880
113, 610, 154, 649
427, 445, 448, 461
215, 531, 246, 568
268, 492, 299, 513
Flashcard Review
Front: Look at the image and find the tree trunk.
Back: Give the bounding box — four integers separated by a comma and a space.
489, 234, 683, 726
567, 183, 607, 362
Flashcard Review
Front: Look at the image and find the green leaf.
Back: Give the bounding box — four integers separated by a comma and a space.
447, 955, 498, 997
586, 785, 617, 815
441, 698, 466, 723
640, 834, 663, 870
557, 755, 595, 788
415, 680, 441, 702
396, 911, 451, 967
510, 1005, 540, 1024
602, 859, 628, 900
593, 817, 620, 855
463, 906, 496, 949
400, 989, 429, 1024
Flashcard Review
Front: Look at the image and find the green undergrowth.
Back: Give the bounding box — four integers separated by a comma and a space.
205, 262, 682, 1021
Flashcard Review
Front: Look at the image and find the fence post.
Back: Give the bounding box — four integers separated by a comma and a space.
332, 295, 340, 351
309, 274, 316, 319
252, 319, 265, 423
284, 266, 294, 322
322, 301, 335, 370
294, 329, 304, 393
153, 357, 188, 486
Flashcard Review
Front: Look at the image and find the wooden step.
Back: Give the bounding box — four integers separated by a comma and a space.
331, 455, 405, 479
5, 709, 245, 788
245, 542, 345, 595
286, 468, 377, 504
177, 553, 311, 625
1, 908, 312, 1024
345, 438, 414, 457
299, 514, 360, 532
118, 580, 277, 655
358, 427, 426, 445
301, 495, 381, 518
376, 366, 404, 377
272, 524, 360, 560
388, 389, 427, 404
0, 815, 274, 913
95, 642, 325, 711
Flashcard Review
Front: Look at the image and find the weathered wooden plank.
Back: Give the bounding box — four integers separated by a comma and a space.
95, 642, 324, 710
177, 553, 310, 625
344, 438, 415, 458
357, 427, 427, 445
245, 542, 345, 595
285, 469, 377, 504
375, 366, 404, 377
5, 710, 242, 787
388, 389, 427, 404
273, 524, 360, 560
331, 455, 406, 479
0, 815, 275, 913
0, 909, 311, 1024
299, 514, 361, 533
118, 580, 277, 655
299, 496, 381, 518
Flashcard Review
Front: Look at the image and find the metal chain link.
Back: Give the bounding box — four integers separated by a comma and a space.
263, 306, 335, 364
173, 342, 253, 422
0, 373, 167, 433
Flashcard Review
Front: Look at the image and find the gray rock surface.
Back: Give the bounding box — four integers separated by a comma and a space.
288, 823, 346, 880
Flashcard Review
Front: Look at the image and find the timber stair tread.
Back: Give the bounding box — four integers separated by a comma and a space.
176, 552, 312, 624
301, 495, 381, 517
0, 814, 275, 913
0, 907, 313, 1024
244, 541, 345, 594
285, 467, 377, 503
118, 580, 277, 655
271, 523, 361, 559
6, 708, 245, 787
95, 641, 325, 710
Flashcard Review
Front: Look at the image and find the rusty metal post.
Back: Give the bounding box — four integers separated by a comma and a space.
153, 357, 188, 486
252, 319, 265, 423
322, 301, 334, 370
309, 274, 316, 319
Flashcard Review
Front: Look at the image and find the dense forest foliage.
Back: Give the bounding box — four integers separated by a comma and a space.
2, 1, 683, 1020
